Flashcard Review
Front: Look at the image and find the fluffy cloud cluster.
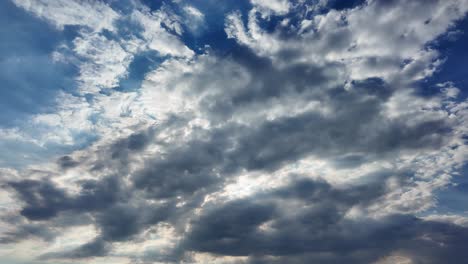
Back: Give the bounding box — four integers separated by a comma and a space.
1, 0, 468, 263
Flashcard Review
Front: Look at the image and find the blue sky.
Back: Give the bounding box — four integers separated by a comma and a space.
0, 0, 76, 126
0, 0, 468, 263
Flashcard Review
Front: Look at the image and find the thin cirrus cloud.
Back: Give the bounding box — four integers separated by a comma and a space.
0, 0, 467, 263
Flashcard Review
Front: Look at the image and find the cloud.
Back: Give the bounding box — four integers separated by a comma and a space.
226, 0, 468, 81
182, 5, 206, 34
73, 33, 134, 94
11, 0, 119, 32
183, 178, 468, 263
56, 156, 79, 169
250, 0, 291, 15
1, 0, 468, 263
130, 7, 194, 57
0, 1, 76, 127
0, 0, 197, 169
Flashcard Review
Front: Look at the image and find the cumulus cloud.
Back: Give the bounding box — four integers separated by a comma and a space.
1, 0, 468, 263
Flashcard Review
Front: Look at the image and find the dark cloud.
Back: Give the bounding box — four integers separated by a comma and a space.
4, 57, 453, 261
133, 142, 224, 199
182, 179, 381, 256
196, 48, 347, 121
229, 106, 448, 172
73, 176, 125, 212
96, 204, 141, 241
5, 61, 451, 259
110, 129, 155, 160
57, 155, 79, 169
182, 178, 468, 263
0, 222, 57, 244
184, 200, 276, 254
5, 171, 183, 257
90, 117, 186, 173
7, 176, 124, 221
8, 179, 68, 220
130, 71, 449, 203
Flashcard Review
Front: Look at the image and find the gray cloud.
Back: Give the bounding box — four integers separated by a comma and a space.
183, 178, 468, 263
57, 155, 79, 169
3, 48, 457, 261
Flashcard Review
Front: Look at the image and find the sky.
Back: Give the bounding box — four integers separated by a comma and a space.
0, 0, 468, 263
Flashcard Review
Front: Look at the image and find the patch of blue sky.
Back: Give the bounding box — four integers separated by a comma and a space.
105, 6, 142, 42
179, 0, 367, 56
173, 0, 252, 54
326, 0, 366, 11
0, 2, 106, 168
413, 15, 468, 217
418, 14, 468, 100
112, 0, 250, 55
0, 133, 98, 169
426, 15, 468, 100
116, 50, 165, 93
0, 1, 79, 128
138, 0, 165, 12
431, 164, 468, 216
419, 15, 468, 216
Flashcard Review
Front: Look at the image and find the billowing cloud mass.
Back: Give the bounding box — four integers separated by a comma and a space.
1, 0, 468, 263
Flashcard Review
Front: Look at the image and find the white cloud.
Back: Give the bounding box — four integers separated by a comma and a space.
374, 255, 414, 264
422, 214, 468, 227
225, 10, 283, 59
182, 5, 206, 34
250, 0, 291, 15
226, 0, 468, 81
131, 9, 194, 57
11, 0, 119, 32
73, 33, 134, 94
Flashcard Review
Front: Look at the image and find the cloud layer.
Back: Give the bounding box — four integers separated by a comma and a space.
1, 0, 468, 263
